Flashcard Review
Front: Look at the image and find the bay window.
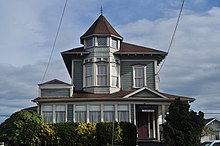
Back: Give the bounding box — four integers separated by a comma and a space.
89, 105, 101, 123
75, 105, 87, 122
42, 105, 53, 123
111, 65, 118, 87
97, 64, 107, 86
55, 105, 66, 123
85, 64, 93, 86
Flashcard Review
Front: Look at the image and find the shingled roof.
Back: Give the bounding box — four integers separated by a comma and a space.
80, 15, 122, 44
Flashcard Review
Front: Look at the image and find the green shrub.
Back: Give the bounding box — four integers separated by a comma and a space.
40, 124, 60, 146
0, 110, 43, 146
75, 123, 96, 146
120, 122, 137, 146
96, 122, 136, 146
54, 122, 79, 146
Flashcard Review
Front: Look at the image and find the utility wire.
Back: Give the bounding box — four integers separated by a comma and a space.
156, 0, 185, 75
41, 0, 68, 82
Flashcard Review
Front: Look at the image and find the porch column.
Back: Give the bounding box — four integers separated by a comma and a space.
162, 105, 166, 124
73, 104, 76, 122
148, 113, 151, 138
157, 110, 160, 141
153, 112, 156, 139
134, 104, 136, 125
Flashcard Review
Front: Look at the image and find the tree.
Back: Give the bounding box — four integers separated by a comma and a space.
162, 98, 205, 146
0, 110, 43, 146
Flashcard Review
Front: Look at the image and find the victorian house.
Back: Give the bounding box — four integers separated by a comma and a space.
33, 14, 194, 141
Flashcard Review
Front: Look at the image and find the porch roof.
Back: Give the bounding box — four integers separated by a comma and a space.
33, 88, 195, 103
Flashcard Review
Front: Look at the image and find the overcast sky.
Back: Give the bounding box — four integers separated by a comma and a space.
0, 0, 220, 123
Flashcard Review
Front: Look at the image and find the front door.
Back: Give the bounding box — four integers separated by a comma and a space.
137, 111, 149, 140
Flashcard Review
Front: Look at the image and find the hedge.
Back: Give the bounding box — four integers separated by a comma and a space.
1, 121, 136, 146
96, 122, 137, 146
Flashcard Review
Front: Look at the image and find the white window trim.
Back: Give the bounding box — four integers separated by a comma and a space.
96, 63, 108, 86
132, 65, 147, 88
111, 37, 118, 49
111, 64, 119, 87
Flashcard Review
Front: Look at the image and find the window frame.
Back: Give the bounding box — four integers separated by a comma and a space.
111, 38, 118, 49
55, 105, 66, 123
103, 105, 115, 122
118, 104, 129, 122
85, 64, 93, 87
42, 105, 53, 123
96, 36, 107, 46
89, 105, 101, 123
75, 105, 87, 123
111, 64, 119, 87
132, 65, 147, 88
97, 63, 108, 86
85, 37, 93, 48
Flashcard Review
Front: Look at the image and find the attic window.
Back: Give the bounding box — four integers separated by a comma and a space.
97, 37, 107, 46
85, 38, 93, 48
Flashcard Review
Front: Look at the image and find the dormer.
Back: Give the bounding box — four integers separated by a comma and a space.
80, 15, 122, 50
38, 79, 74, 97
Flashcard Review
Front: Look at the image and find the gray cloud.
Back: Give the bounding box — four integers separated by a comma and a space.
1, 0, 220, 123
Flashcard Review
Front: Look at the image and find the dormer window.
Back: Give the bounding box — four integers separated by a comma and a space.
97, 37, 107, 46
85, 37, 93, 48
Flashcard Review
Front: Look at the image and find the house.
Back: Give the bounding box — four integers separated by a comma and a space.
201, 117, 220, 142
33, 14, 194, 142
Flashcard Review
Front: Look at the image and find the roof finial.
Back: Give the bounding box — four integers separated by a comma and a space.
101, 6, 103, 15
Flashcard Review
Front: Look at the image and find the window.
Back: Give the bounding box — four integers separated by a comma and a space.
118, 105, 129, 122
89, 105, 101, 123
97, 37, 107, 46
42, 105, 53, 123
41, 88, 70, 97
104, 105, 115, 122
85, 64, 93, 86
55, 105, 66, 123
111, 65, 118, 87
133, 65, 146, 88
97, 64, 107, 86
75, 105, 87, 122
85, 38, 93, 48
112, 38, 118, 49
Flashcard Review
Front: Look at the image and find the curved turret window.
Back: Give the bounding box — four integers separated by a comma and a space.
111, 38, 118, 49
97, 37, 107, 46
85, 37, 93, 48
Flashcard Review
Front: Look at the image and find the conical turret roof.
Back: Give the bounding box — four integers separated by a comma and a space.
80, 15, 122, 44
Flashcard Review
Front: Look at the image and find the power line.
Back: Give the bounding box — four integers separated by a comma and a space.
41, 0, 69, 82
157, 0, 185, 75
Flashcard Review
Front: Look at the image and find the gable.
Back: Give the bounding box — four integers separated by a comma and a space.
123, 87, 167, 99
134, 90, 161, 98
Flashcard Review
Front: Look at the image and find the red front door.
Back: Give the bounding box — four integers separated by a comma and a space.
137, 112, 149, 140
